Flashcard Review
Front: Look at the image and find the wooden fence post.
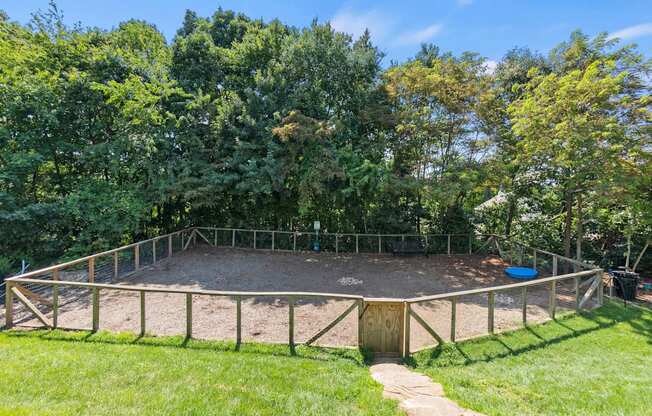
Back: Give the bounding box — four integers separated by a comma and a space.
140, 291, 146, 336
357, 299, 364, 347
153, 240, 157, 263
288, 296, 295, 350
450, 297, 457, 342
404, 302, 410, 357
425, 235, 429, 252
293, 232, 297, 252
135, 244, 140, 270
356, 235, 359, 254
522, 287, 527, 325
378, 235, 381, 254
253, 230, 257, 249
186, 293, 192, 338
574, 277, 580, 311
468, 234, 473, 254
92, 287, 100, 332
335, 235, 339, 254
5, 281, 13, 328
113, 252, 119, 280
169, 234, 173, 257
447, 234, 451, 255
533, 249, 537, 269
52, 284, 59, 329
232, 229, 236, 248
214, 229, 217, 247
549, 281, 557, 319
552, 255, 558, 276
236, 296, 242, 347
271, 231, 275, 251
88, 257, 95, 283
597, 271, 604, 306
488, 291, 495, 334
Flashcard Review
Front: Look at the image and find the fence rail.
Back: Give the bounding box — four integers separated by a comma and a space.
3, 226, 605, 356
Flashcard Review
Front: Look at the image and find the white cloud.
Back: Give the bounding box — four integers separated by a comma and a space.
330, 8, 392, 41
394, 24, 443, 46
607, 23, 652, 40
484, 59, 498, 74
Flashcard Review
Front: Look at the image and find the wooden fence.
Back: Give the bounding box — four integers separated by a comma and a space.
193, 227, 494, 255
405, 268, 603, 352
3, 227, 604, 357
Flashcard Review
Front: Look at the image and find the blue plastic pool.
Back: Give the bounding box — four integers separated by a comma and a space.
505, 266, 539, 280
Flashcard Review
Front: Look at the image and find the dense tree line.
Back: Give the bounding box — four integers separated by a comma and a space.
0, 4, 650, 274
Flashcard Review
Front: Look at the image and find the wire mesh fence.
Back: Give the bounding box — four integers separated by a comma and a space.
4, 227, 604, 355
199, 228, 496, 257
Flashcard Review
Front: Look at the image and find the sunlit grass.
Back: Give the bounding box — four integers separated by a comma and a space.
0, 330, 402, 416
410, 301, 652, 416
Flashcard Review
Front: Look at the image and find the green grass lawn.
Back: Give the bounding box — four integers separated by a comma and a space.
0, 331, 402, 416
410, 301, 652, 416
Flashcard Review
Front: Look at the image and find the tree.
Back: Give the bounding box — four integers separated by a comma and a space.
509, 57, 650, 263
383, 51, 492, 232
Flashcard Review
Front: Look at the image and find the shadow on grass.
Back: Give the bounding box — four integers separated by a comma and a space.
2, 328, 373, 367
406, 301, 649, 369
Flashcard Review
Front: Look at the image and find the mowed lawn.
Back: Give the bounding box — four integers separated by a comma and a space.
411, 301, 652, 416
0, 331, 402, 416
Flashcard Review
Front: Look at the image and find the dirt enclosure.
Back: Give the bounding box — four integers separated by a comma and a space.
9, 247, 581, 352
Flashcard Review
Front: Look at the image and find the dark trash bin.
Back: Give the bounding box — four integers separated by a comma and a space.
611, 271, 640, 301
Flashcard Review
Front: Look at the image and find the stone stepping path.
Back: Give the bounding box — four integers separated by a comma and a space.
370, 358, 485, 416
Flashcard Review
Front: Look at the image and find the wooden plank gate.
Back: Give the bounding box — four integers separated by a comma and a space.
360, 299, 405, 357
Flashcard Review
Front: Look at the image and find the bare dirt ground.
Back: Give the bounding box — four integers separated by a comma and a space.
7, 247, 584, 351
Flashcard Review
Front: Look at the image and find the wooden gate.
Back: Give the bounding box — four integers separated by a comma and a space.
361, 300, 405, 356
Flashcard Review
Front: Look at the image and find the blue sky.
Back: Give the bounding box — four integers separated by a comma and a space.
3, 0, 651, 66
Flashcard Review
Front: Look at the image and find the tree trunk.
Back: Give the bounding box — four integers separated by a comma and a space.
563, 190, 573, 273
575, 193, 583, 269
625, 233, 632, 270
632, 240, 650, 272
